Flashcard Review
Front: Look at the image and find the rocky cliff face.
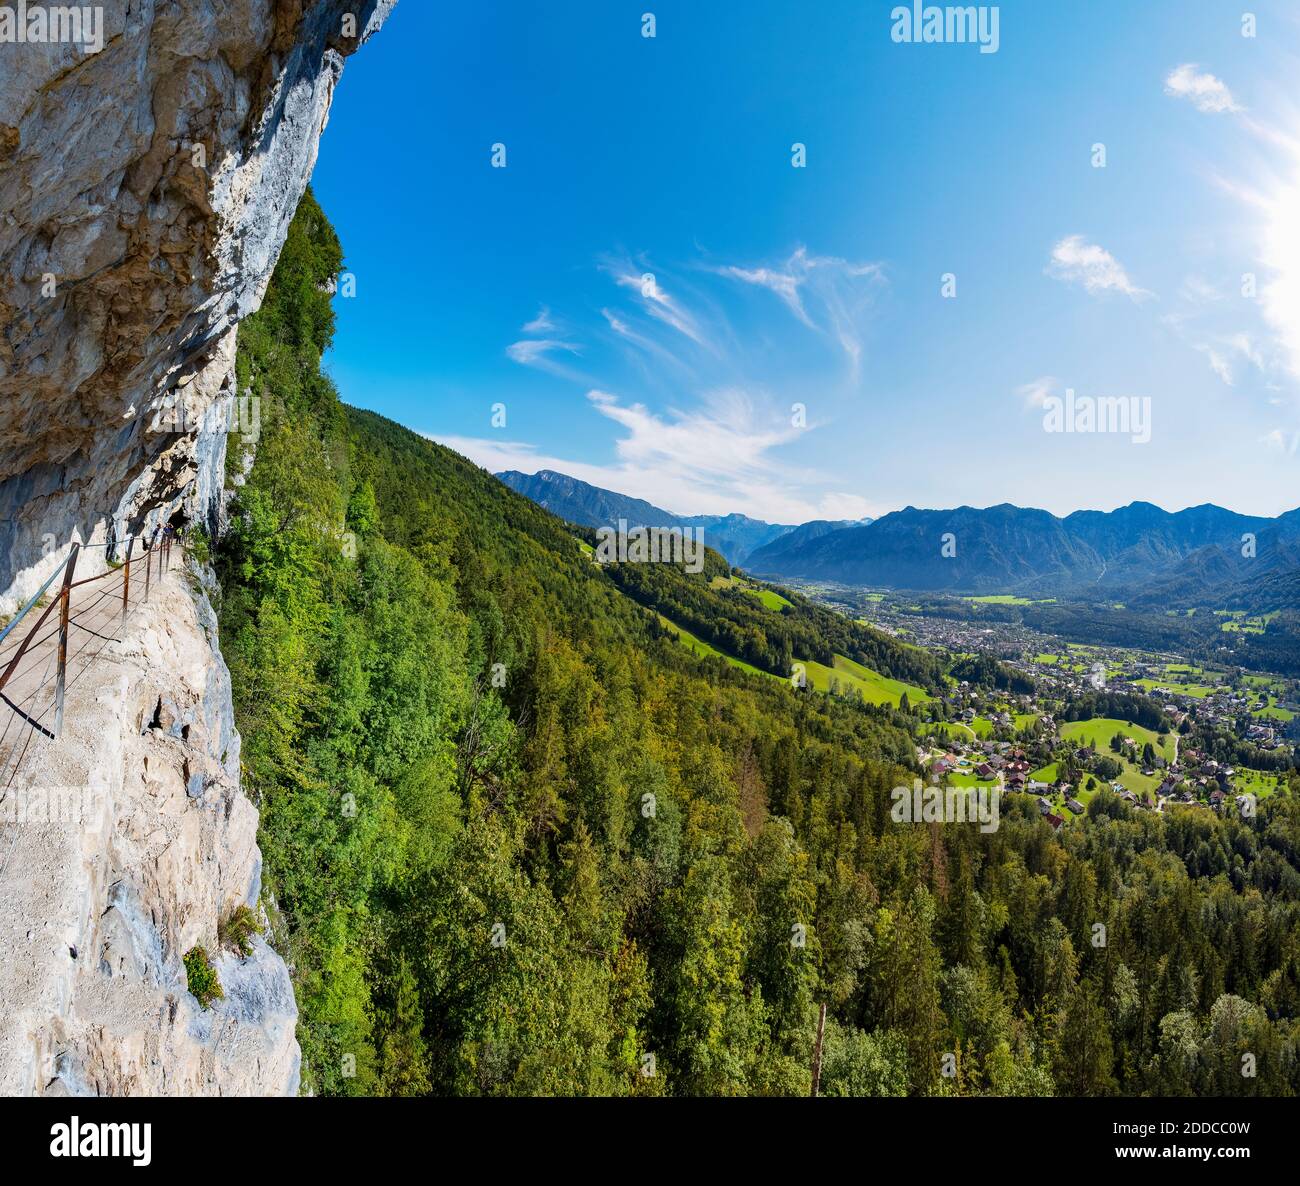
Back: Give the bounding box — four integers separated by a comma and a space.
0, 0, 394, 1094
0, 562, 301, 1095
0, 0, 394, 605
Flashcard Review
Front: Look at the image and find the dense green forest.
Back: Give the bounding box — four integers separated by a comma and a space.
214, 191, 1300, 1097
603, 547, 945, 688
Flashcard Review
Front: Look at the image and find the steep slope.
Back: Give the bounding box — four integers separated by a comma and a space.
0, 1, 393, 1098
0, 0, 395, 609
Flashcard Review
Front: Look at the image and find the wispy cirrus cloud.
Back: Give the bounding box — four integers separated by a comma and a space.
718, 262, 815, 327
1199, 333, 1264, 387
505, 337, 581, 373
609, 266, 712, 349
506, 305, 583, 377
1016, 376, 1058, 408
1164, 64, 1241, 114
522, 306, 556, 333
435, 387, 880, 523
1260, 428, 1299, 455
482, 244, 894, 521
1250, 145, 1300, 388
1174, 74, 1300, 392
1179, 274, 1224, 305
599, 306, 682, 368
1048, 235, 1151, 301
713, 246, 886, 377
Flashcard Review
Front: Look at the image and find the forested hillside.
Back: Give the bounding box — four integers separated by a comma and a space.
215, 192, 1300, 1097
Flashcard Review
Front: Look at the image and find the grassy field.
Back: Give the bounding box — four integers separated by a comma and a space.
802, 653, 931, 708
656, 613, 773, 679
1233, 769, 1287, 800
657, 613, 927, 711
1059, 717, 1175, 798
1135, 677, 1217, 698
1242, 672, 1286, 689
1254, 699, 1295, 722
1240, 674, 1296, 721
748, 586, 792, 611
710, 574, 792, 612
1218, 610, 1278, 635
1061, 717, 1174, 758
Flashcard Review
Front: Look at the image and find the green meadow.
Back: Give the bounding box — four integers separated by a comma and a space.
655, 613, 771, 678
801, 653, 931, 708
710, 574, 793, 612
657, 613, 928, 710
1058, 718, 1175, 798
1135, 677, 1217, 698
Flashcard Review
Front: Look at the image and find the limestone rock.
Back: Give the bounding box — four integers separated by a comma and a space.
0, 562, 297, 1095
0, 0, 395, 607
0, 0, 395, 1096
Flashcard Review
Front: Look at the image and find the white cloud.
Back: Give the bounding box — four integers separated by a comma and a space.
1167, 293, 1268, 387
522, 306, 555, 333
505, 338, 580, 370
1203, 347, 1234, 386
600, 306, 680, 366
713, 246, 886, 376
1017, 375, 1058, 408
586, 387, 797, 488
1260, 428, 1299, 455
1229, 332, 1265, 371
1164, 64, 1241, 115
1179, 274, 1223, 304
431, 386, 882, 523
1048, 235, 1151, 300
611, 268, 711, 349
718, 262, 815, 327
489, 248, 895, 521
1256, 156, 1300, 386
1211, 131, 1300, 387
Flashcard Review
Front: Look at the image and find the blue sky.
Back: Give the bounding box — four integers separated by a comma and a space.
310, 0, 1300, 523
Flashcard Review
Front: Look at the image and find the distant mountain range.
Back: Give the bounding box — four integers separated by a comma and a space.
745, 501, 1300, 607
495, 470, 868, 566
496, 470, 1300, 608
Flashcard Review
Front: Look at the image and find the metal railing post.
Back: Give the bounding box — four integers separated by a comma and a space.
122, 536, 132, 619
54, 543, 79, 738
145, 529, 155, 599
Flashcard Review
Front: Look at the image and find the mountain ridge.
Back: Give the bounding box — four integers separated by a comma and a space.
498, 468, 1300, 606
747, 499, 1300, 604
495, 468, 869, 566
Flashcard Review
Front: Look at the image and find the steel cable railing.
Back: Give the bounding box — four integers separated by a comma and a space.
0, 527, 182, 794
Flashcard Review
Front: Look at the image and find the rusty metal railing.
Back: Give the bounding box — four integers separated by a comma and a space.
0, 527, 182, 791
